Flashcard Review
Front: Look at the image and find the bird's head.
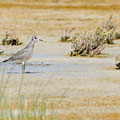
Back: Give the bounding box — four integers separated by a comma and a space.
32, 35, 43, 42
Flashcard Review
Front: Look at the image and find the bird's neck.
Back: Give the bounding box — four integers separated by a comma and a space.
26, 40, 35, 50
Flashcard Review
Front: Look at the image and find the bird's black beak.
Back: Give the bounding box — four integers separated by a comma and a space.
39, 39, 43, 42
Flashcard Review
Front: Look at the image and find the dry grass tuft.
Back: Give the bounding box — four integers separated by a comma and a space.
2, 31, 23, 46
115, 55, 120, 69
70, 31, 106, 56
99, 14, 117, 44
60, 27, 76, 42
70, 15, 119, 57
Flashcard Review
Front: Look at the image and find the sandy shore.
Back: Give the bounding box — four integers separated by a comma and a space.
0, 1, 120, 119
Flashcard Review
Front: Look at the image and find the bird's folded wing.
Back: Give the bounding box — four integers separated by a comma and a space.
7, 49, 29, 61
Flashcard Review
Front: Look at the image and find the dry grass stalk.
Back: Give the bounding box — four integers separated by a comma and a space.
2, 31, 23, 46
60, 27, 76, 42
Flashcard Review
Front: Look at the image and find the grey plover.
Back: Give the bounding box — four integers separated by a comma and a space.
3, 35, 43, 72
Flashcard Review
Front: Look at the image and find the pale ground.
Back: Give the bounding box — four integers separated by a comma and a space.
0, 1, 120, 120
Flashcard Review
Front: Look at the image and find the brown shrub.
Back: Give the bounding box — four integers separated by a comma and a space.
2, 31, 23, 46
70, 30, 106, 56
70, 15, 118, 57
60, 27, 76, 42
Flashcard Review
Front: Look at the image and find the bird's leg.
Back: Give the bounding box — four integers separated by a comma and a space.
22, 61, 25, 74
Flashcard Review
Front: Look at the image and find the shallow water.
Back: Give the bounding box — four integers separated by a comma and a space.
0, 52, 116, 80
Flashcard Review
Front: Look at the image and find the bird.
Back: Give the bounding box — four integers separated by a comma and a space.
3, 35, 43, 73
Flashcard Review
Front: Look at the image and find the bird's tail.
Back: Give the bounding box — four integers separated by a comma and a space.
0, 59, 8, 65
2, 59, 9, 63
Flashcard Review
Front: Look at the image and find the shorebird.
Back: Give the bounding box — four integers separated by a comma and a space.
3, 35, 43, 72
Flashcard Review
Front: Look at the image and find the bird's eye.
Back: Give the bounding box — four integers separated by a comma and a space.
35, 37, 37, 39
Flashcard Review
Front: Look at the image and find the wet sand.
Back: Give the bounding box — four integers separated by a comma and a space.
0, 1, 120, 119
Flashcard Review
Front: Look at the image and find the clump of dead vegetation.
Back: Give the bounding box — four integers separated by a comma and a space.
70, 30, 106, 56
99, 14, 117, 44
2, 31, 23, 46
0, 49, 4, 55
115, 55, 120, 69
60, 27, 76, 42
70, 15, 120, 56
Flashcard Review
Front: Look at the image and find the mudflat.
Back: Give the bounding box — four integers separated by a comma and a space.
0, 0, 120, 119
